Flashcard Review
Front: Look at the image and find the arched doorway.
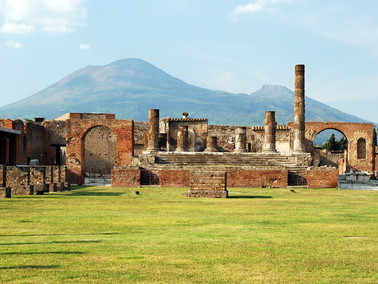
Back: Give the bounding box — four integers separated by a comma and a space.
84, 126, 117, 185
312, 129, 348, 171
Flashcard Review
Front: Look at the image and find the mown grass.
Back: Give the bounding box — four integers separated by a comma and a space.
0, 186, 377, 283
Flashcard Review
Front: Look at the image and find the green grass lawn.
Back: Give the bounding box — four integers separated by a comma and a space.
0, 186, 377, 283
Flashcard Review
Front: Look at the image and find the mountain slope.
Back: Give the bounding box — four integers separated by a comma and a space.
0, 58, 370, 125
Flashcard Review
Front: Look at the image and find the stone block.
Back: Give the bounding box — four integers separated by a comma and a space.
0, 187, 11, 198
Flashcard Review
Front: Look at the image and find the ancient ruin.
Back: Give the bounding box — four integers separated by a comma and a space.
1, 65, 377, 197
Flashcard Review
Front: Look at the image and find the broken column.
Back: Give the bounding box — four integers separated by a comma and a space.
262, 111, 277, 153
205, 136, 218, 152
234, 127, 247, 152
293, 64, 306, 152
146, 109, 160, 151
176, 125, 189, 152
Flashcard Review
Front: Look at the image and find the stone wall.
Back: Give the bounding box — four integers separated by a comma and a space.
84, 125, 117, 174
227, 169, 288, 188
111, 166, 140, 187
307, 168, 339, 188
3, 165, 67, 195
187, 171, 228, 198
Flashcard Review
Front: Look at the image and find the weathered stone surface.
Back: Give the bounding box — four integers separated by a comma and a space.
176, 125, 189, 152
262, 111, 277, 153
146, 109, 160, 151
205, 136, 218, 152
293, 64, 306, 152
234, 127, 247, 152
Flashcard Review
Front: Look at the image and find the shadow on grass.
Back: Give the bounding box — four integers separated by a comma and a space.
228, 195, 273, 199
0, 232, 119, 237
0, 240, 101, 246
59, 191, 124, 197
0, 251, 85, 255
0, 265, 60, 270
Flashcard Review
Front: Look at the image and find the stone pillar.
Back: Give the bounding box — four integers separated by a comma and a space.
205, 136, 218, 152
262, 111, 277, 153
146, 109, 160, 151
293, 64, 306, 152
176, 125, 189, 152
234, 127, 247, 152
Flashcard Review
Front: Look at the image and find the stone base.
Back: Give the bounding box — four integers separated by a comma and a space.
0, 187, 11, 198
49, 183, 58, 192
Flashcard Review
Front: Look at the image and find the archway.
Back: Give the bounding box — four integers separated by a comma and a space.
312, 129, 348, 170
84, 126, 117, 176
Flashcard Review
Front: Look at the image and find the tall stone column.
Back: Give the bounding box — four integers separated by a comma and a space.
234, 127, 247, 152
205, 136, 218, 152
146, 109, 160, 151
293, 64, 306, 152
262, 111, 277, 153
176, 125, 189, 152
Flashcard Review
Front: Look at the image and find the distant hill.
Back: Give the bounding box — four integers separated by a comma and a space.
0, 58, 371, 125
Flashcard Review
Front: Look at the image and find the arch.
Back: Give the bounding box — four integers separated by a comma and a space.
65, 116, 134, 185
305, 122, 375, 173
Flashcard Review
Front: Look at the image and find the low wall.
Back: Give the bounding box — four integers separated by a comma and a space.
159, 170, 190, 187
227, 169, 288, 188
307, 168, 339, 188
111, 167, 140, 187
2, 165, 68, 195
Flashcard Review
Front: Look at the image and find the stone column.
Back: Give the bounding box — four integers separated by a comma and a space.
205, 136, 218, 152
146, 109, 160, 151
176, 125, 189, 152
262, 111, 277, 153
293, 64, 306, 152
234, 127, 247, 152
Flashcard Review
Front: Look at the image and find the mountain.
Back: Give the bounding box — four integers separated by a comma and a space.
0, 58, 371, 125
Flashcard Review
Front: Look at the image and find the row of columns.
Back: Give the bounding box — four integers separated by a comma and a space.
146, 64, 306, 153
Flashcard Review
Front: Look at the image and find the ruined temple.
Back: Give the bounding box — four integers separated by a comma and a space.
1, 65, 377, 196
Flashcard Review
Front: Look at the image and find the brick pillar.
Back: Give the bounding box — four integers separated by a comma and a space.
146, 109, 160, 151
293, 64, 306, 152
176, 125, 189, 152
262, 111, 277, 153
234, 127, 247, 153
205, 136, 218, 152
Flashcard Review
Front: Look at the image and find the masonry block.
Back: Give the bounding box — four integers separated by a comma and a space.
187, 171, 228, 198
0, 187, 11, 198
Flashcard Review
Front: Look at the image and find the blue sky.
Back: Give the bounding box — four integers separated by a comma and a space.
0, 0, 377, 123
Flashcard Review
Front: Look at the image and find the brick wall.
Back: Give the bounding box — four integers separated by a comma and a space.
307, 168, 339, 188
227, 169, 288, 188
111, 167, 140, 187
159, 170, 190, 187
187, 171, 228, 198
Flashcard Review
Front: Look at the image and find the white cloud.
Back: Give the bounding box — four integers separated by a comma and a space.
0, 22, 34, 33
231, 0, 294, 18
5, 40, 23, 48
0, 0, 87, 34
79, 43, 90, 50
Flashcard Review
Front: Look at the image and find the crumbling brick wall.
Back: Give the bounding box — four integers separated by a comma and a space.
227, 169, 288, 188
187, 171, 228, 198
111, 167, 140, 187
307, 168, 339, 188
159, 170, 190, 187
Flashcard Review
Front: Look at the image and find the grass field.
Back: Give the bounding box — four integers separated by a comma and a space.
0, 186, 377, 283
